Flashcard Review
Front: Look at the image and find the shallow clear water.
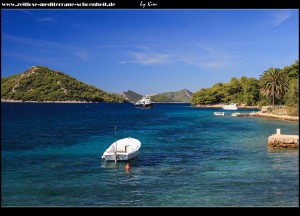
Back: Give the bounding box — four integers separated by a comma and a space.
1, 103, 299, 207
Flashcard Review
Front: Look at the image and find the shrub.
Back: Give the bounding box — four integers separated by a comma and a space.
287, 105, 299, 117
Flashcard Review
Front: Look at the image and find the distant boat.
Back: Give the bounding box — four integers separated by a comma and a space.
222, 103, 238, 110
214, 112, 225, 116
231, 112, 241, 117
135, 95, 153, 109
102, 137, 141, 162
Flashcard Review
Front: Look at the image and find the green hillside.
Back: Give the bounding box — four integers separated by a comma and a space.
151, 89, 193, 103
1, 66, 124, 102
121, 90, 143, 102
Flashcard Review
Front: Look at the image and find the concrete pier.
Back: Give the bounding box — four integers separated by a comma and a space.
268, 131, 299, 149
235, 112, 299, 122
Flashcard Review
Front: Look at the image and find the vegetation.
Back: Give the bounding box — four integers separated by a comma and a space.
287, 105, 299, 117
151, 94, 176, 102
122, 89, 193, 103
191, 60, 299, 116
259, 67, 289, 106
191, 76, 259, 106
2, 60, 298, 116
1, 66, 125, 103
121, 90, 143, 103
151, 89, 193, 103
284, 79, 299, 106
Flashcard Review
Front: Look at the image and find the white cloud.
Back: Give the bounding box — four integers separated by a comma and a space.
3, 34, 92, 64
186, 44, 233, 69
3, 52, 69, 67
2, 34, 75, 50
74, 51, 90, 60
179, 54, 230, 69
120, 44, 235, 69
36, 17, 54, 22
271, 10, 293, 26
121, 52, 173, 65
19, 10, 34, 15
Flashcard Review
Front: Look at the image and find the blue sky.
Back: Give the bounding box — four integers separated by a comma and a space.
1, 9, 299, 95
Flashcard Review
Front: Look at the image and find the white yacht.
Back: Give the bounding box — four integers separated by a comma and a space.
135, 95, 153, 109
222, 103, 238, 110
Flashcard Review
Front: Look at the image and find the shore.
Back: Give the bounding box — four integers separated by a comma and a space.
2, 99, 298, 121
1, 99, 94, 103
194, 104, 298, 121
237, 111, 299, 122
194, 104, 259, 109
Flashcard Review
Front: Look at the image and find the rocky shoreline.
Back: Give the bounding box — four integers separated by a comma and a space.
194, 104, 259, 109
237, 111, 299, 122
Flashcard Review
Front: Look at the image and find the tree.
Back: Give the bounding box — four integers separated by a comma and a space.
284, 78, 299, 106
191, 88, 215, 105
282, 60, 299, 80
259, 67, 289, 106
242, 78, 259, 106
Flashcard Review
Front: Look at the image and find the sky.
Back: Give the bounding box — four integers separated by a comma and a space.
1, 9, 299, 95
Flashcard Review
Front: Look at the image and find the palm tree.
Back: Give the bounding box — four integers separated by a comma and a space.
259, 67, 289, 106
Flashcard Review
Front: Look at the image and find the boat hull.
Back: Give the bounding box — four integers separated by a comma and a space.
222, 107, 238, 110
222, 103, 238, 110
214, 112, 225, 116
102, 137, 141, 161
135, 104, 153, 109
102, 150, 139, 161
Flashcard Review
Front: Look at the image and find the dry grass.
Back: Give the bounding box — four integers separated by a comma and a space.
287, 106, 299, 117
271, 107, 288, 115
262, 105, 299, 117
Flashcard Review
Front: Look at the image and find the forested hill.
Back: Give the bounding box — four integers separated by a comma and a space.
121, 90, 143, 103
1, 66, 124, 102
121, 89, 193, 103
151, 89, 193, 103
191, 60, 299, 107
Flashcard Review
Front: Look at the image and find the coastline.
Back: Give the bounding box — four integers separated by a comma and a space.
239, 111, 299, 122
1, 99, 94, 103
193, 104, 298, 122
193, 104, 259, 109
2, 99, 298, 121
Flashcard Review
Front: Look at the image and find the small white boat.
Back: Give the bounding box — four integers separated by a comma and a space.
222, 103, 238, 110
102, 137, 141, 161
135, 95, 153, 109
214, 112, 225, 116
231, 112, 241, 117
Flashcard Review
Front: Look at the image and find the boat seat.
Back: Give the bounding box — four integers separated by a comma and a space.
114, 149, 125, 154
125, 146, 133, 153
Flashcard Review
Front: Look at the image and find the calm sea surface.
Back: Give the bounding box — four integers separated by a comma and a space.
1, 103, 299, 207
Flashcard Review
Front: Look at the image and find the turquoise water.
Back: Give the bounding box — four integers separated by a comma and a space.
1, 103, 299, 207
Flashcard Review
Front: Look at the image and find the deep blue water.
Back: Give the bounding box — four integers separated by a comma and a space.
1, 103, 299, 207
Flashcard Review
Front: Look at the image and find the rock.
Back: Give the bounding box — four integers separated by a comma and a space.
268, 134, 299, 149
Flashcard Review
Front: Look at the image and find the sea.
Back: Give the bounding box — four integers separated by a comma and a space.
1, 103, 299, 207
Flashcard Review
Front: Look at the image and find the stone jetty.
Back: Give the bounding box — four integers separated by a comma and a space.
234, 112, 299, 122
268, 129, 299, 149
